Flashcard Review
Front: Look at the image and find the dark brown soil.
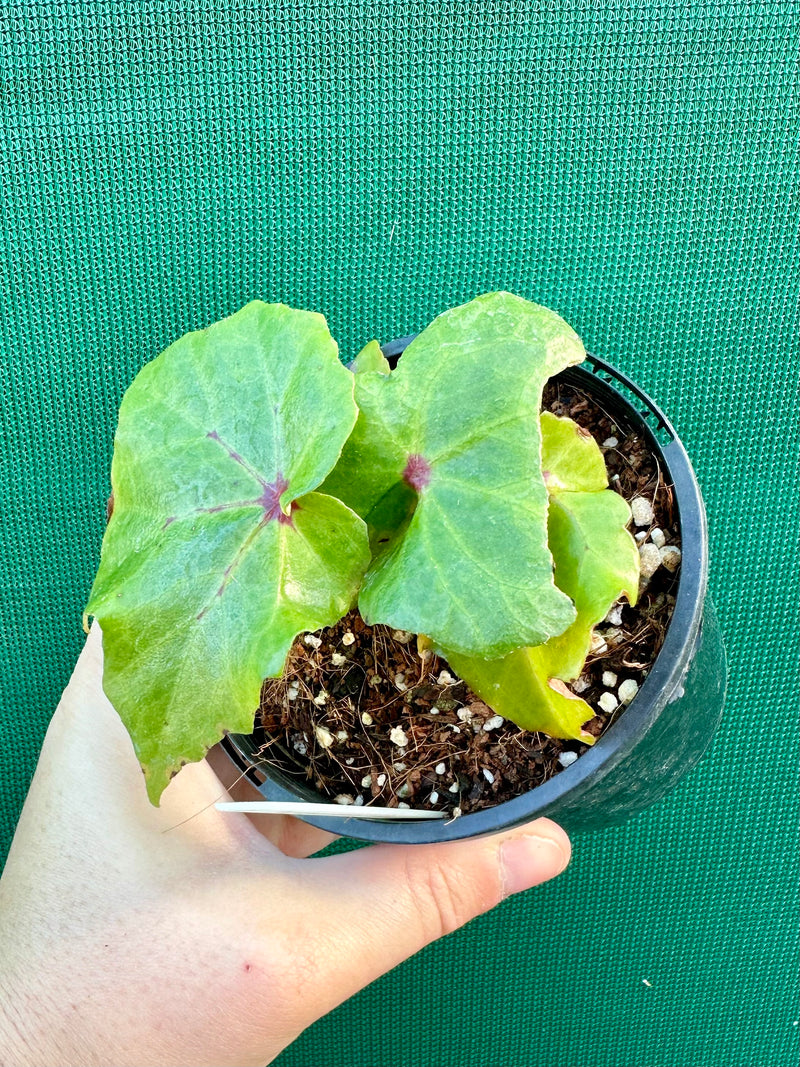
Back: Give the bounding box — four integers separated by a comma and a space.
252, 382, 681, 817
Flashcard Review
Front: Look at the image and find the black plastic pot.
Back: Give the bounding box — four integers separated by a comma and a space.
220, 347, 727, 842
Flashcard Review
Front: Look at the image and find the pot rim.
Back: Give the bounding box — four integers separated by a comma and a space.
223, 349, 708, 843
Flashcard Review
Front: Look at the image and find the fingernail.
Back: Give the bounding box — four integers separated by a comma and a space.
500, 829, 571, 897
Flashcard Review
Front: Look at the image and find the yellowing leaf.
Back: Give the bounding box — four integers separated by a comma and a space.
444, 646, 597, 743
541, 410, 607, 491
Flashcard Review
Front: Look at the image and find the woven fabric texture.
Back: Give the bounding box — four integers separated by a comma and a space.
1, 3, 797, 1066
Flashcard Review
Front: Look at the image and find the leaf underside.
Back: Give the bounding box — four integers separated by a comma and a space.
322, 291, 587, 658
446, 412, 640, 742
86, 301, 370, 803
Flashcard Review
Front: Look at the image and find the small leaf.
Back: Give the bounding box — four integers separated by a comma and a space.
323, 292, 586, 657
86, 301, 370, 803
349, 339, 391, 375
447, 413, 639, 741
541, 410, 607, 491
544, 487, 639, 680
540, 412, 639, 679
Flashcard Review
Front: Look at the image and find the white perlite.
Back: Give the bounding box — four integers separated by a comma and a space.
292, 737, 308, 756
483, 714, 504, 731
392, 629, 413, 644
341, 631, 355, 646
631, 496, 655, 527
635, 530, 648, 542
303, 633, 322, 649
389, 725, 409, 747
354, 795, 365, 806
397, 783, 412, 798
449, 782, 460, 793
659, 545, 682, 572
602, 436, 619, 448
590, 632, 609, 655
558, 751, 579, 768
650, 527, 666, 548
598, 692, 618, 713
361, 774, 373, 789
602, 670, 618, 687
429, 790, 439, 805
605, 603, 624, 626
376, 773, 387, 787
618, 679, 639, 704
482, 768, 495, 784
312, 689, 328, 706
639, 542, 662, 580
393, 762, 407, 772
437, 670, 457, 685
394, 673, 408, 691
602, 626, 625, 646
334, 794, 354, 805
571, 674, 591, 693
457, 707, 473, 723
314, 725, 335, 749
336, 729, 348, 741
360, 711, 374, 726
398, 802, 411, 809
330, 652, 347, 667
435, 762, 446, 775
287, 683, 300, 701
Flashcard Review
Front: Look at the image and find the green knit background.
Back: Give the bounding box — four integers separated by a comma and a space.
1, 3, 797, 1065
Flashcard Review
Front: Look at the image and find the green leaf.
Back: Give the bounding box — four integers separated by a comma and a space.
446, 412, 640, 741
323, 292, 586, 657
540, 412, 639, 680
541, 409, 607, 491
86, 301, 370, 803
349, 339, 391, 375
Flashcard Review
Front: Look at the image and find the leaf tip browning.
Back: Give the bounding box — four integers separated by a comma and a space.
547, 678, 597, 745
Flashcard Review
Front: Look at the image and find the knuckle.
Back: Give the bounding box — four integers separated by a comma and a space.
402, 852, 482, 941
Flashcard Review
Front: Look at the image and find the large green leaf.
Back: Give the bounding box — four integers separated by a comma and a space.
447, 412, 640, 740
322, 292, 586, 657
86, 301, 370, 803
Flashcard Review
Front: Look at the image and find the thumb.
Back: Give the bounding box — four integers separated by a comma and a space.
300, 818, 570, 1007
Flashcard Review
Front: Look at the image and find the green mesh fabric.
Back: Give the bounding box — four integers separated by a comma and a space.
1, 3, 797, 1065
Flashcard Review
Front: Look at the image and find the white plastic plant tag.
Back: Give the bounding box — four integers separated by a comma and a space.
215, 800, 447, 820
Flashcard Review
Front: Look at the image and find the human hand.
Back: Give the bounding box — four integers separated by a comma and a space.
0, 627, 571, 1067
